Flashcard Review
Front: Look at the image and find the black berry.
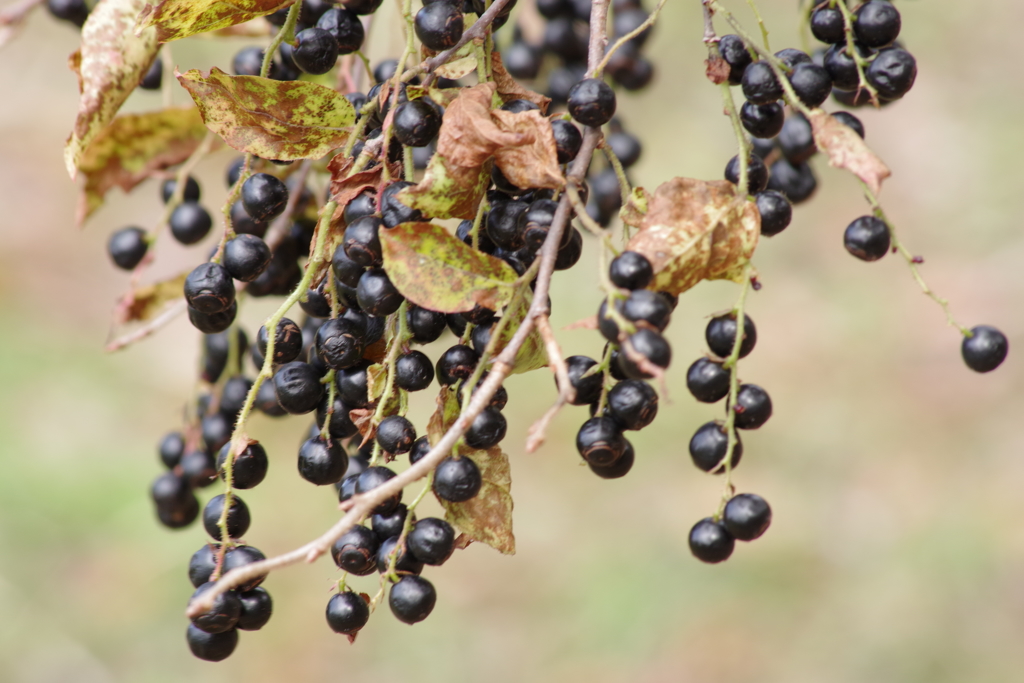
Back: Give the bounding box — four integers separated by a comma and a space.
810, 6, 845, 44
588, 439, 635, 479
222, 545, 268, 591
741, 61, 782, 104
689, 421, 743, 473
407, 517, 456, 565
723, 493, 772, 541
407, 305, 448, 344
315, 317, 364, 370
292, 27, 340, 75
464, 407, 507, 449
202, 493, 251, 540
409, 436, 432, 465
377, 415, 417, 454
186, 623, 238, 662
706, 313, 757, 359
778, 112, 816, 164
257, 317, 304, 363
734, 383, 772, 429
224, 234, 271, 282
565, 355, 603, 406
567, 78, 617, 128
740, 101, 784, 139
393, 98, 442, 148
576, 416, 628, 466
107, 227, 148, 270
331, 525, 380, 575
433, 455, 482, 502
237, 587, 273, 630
962, 325, 1009, 373
606, 379, 658, 431
357, 268, 404, 317
376, 535, 424, 575
217, 441, 268, 489
843, 215, 890, 261
608, 251, 653, 290
607, 129, 642, 168
832, 111, 865, 138
688, 518, 735, 563
380, 181, 424, 228
326, 592, 370, 634
788, 62, 833, 108
395, 350, 435, 391
853, 1, 901, 48
618, 329, 672, 379
718, 34, 752, 85
357, 466, 403, 515
242, 173, 289, 223
389, 575, 437, 624
551, 119, 583, 164
436, 344, 479, 385
159, 431, 185, 470
184, 263, 235, 314
686, 357, 730, 403
766, 158, 817, 204
298, 436, 349, 485
414, 2, 464, 51
724, 153, 770, 194
317, 7, 365, 53
865, 47, 917, 100
754, 190, 793, 237
371, 503, 409, 542
273, 361, 325, 414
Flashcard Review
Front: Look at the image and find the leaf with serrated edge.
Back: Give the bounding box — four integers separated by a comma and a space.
176, 67, 355, 161
808, 109, 891, 194
491, 291, 547, 374
626, 178, 759, 295
427, 387, 514, 555
381, 222, 518, 313
64, 0, 160, 179
76, 107, 209, 228
136, 0, 290, 42
114, 272, 188, 324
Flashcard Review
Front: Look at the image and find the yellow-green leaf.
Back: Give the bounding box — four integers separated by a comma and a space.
397, 152, 490, 220
136, 0, 290, 42
491, 291, 547, 374
176, 67, 356, 161
64, 0, 160, 179
380, 222, 518, 313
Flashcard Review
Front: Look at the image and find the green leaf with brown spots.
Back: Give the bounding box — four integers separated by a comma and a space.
136, 0, 291, 42
380, 222, 519, 314
396, 152, 491, 220
176, 67, 356, 161
64, 0, 160, 179
75, 107, 210, 228
490, 291, 548, 375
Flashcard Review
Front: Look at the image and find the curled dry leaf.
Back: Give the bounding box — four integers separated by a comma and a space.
113, 271, 188, 324
626, 178, 760, 295
427, 387, 515, 555
380, 221, 518, 314
136, 0, 290, 42
64, 0, 160, 179
808, 109, 891, 194
75, 107, 210, 228
704, 54, 731, 84
490, 51, 551, 113
348, 407, 376, 445
176, 67, 356, 161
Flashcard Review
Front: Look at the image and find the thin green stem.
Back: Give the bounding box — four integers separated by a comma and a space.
403, 144, 414, 181
594, 0, 667, 77
260, 0, 302, 79
601, 144, 631, 207
593, 343, 614, 415
834, 0, 879, 106
744, 0, 770, 52
368, 301, 411, 466
380, 0, 416, 181
470, 197, 488, 252
371, 474, 432, 609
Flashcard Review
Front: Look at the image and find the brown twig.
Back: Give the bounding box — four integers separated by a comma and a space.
410, 0, 515, 78
526, 314, 575, 453
105, 300, 187, 352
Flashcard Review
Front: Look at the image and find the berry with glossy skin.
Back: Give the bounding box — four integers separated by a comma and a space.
778, 112, 816, 164
688, 518, 735, 563
810, 5, 845, 44
622, 289, 672, 331
551, 119, 583, 164
686, 358, 730, 403
409, 436, 432, 465
740, 101, 784, 139
393, 98, 442, 148
465, 407, 507, 449
456, 219, 497, 254
337, 360, 372, 408
180, 450, 217, 489
170, 202, 213, 245
185, 262, 235, 314
565, 355, 603, 406
724, 154, 769, 194
357, 466, 403, 514
487, 199, 528, 251
389, 575, 437, 624
608, 251, 653, 290
326, 592, 370, 634
723, 493, 772, 541
232, 46, 265, 76
223, 234, 271, 282
188, 544, 217, 587
823, 44, 861, 91
159, 431, 185, 470
607, 129, 642, 168
202, 412, 233, 454
689, 421, 743, 473
741, 61, 783, 104
718, 34, 752, 85
47, 0, 89, 25
367, 502, 407, 541
407, 518, 455, 566
755, 190, 792, 237
407, 305, 447, 344
606, 380, 658, 431
436, 344, 479, 385
618, 329, 672, 380
242, 173, 289, 223
273, 361, 325, 414
844, 215, 890, 261
331, 526, 380, 575
257, 317, 304, 363
332, 243, 366, 289
186, 623, 238, 662
734, 384, 772, 429
414, 2, 463, 51
789, 62, 833, 108
222, 545, 268, 591
357, 268, 404, 317
298, 436, 348, 485
832, 111, 865, 138
962, 325, 1009, 373
151, 471, 198, 524
395, 351, 435, 391
316, 393, 359, 439
217, 441, 268, 490
202, 493, 250, 540
567, 78, 617, 128
237, 587, 273, 631
315, 318, 364, 370
317, 7, 365, 53
588, 439, 635, 479
866, 47, 917, 100
854, 1, 901, 48
342, 0, 384, 16
503, 41, 543, 79
256, 380, 286, 417
291, 27, 339, 75
576, 416, 628, 466
520, 199, 562, 253
376, 535, 424, 575
377, 415, 417, 454
775, 48, 812, 69
706, 313, 757, 359
380, 181, 423, 228
433, 456, 482, 502
108, 227, 148, 270
767, 158, 817, 203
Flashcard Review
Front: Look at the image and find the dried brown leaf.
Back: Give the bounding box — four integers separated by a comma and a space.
490, 51, 551, 113
705, 55, 730, 85
113, 271, 188, 324
808, 109, 891, 194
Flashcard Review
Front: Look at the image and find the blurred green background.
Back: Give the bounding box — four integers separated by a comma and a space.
1, 0, 1023, 681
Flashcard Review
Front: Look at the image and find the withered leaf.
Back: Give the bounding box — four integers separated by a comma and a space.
114, 272, 188, 324
75, 107, 209, 228
626, 178, 760, 295
808, 109, 891, 194
365, 363, 387, 402
380, 222, 518, 313
64, 0, 160, 179
490, 51, 551, 113
176, 67, 356, 161
136, 0, 290, 42
705, 55, 731, 85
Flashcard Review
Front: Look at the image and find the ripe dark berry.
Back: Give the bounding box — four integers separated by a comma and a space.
718, 34, 752, 85
706, 313, 757, 359
741, 61, 783, 104
231, 198, 266, 237
433, 455, 482, 502
223, 234, 271, 282
337, 360, 371, 408
688, 518, 735, 563
168, 201, 212, 246
357, 466, 403, 515
393, 98, 442, 148
775, 48, 812, 69
486, 200, 529, 250
832, 111, 865, 138
407, 517, 455, 565
823, 44, 860, 91
332, 243, 366, 289
159, 431, 185, 470
222, 545, 268, 591
455, 373, 508, 412
298, 436, 349, 485
810, 6, 845, 44
395, 351, 435, 391
343, 215, 383, 268
181, 450, 217, 489
866, 47, 917, 100
854, 1, 901, 48
734, 383, 772, 429
606, 379, 658, 431
724, 153, 770, 194
576, 416, 628, 466
503, 41, 543, 79
273, 361, 325, 414
316, 393, 359, 439
607, 128, 642, 168
371, 503, 409, 542
588, 438, 635, 479
218, 375, 254, 416
185, 263, 235, 314
407, 305, 447, 344
377, 415, 417, 454
46, 0, 89, 26
551, 119, 583, 164
686, 357, 730, 403
188, 544, 217, 587
380, 181, 424, 228
242, 173, 289, 223
464, 407, 507, 449
331, 525, 380, 575
389, 575, 437, 624
689, 421, 743, 473
237, 587, 273, 630
151, 471, 197, 523
356, 268, 404, 317
342, 0, 383, 16
256, 380, 286, 416
201, 412, 233, 454
754, 190, 793, 237
414, 2, 464, 51
343, 188, 377, 225
456, 219, 497, 254
622, 289, 672, 331
186, 623, 238, 662
740, 101, 784, 139
843, 215, 890, 261
107, 227, 148, 270
326, 591, 370, 634
202, 493, 251, 541
217, 441, 269, 490
436, 344, 479, 385
565, 355, 603, 406
315, 318, 364, 370
788, 62, 833, 108
232, 46, 265, 76
778, 112, 816, 164
292, 27, 339, 74
189, 301, 237, 334
723, 493, 772, 541
257, 317, 304, 363
567, 78, 617, 127
962, 325, 1009, 373
766, 158, 817, 204
377, 535, 424, 575
608, 251, 653, 290
618, 329, 672, 379
520, 199, 562, 253
317, 7, 365, 53
409, 436, 432, 465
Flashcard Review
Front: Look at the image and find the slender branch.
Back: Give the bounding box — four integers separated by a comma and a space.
744, 0, 770, 52
411, 0, 515, 78
702, 1, 750, 196
594, 0, 667, 77
833, 0, 879, 106
160, 45, 174, 109
525, 314, 574, 453
261, 1, 302, 79
105, 299, 187, 352
600, 144, 632, 207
